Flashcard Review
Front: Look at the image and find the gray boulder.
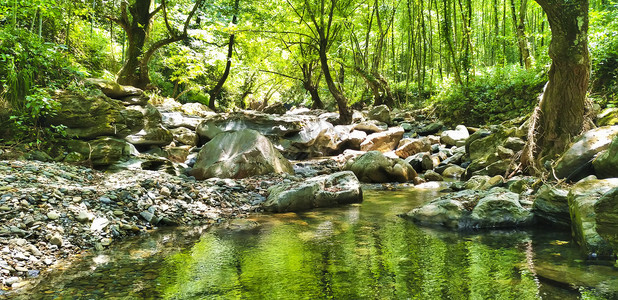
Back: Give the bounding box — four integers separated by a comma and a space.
440, 125, 469, 146
554, 126, 618, 181
263, 171, 362, 212
405, 189, 532, 229
124, 104, 173, 146
533, 185, 570, 227
61, 137, 137, 166
170, 127, 198, 146
469, 190, 533, 228
368, 105, 391, 124
188, 129, 293, 179
345, 151, 417, 183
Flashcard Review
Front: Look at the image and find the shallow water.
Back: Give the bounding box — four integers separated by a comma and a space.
11, 184, 618, 299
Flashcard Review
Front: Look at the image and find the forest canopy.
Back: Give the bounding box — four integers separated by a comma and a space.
0, 0, 617, 141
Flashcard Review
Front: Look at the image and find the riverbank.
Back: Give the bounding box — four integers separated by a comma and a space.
0, 158, 306, 293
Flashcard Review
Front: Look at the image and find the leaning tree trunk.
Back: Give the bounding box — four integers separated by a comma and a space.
318, 39, 352, 124
522, 0, 590, 172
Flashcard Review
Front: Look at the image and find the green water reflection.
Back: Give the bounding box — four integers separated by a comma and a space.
14, 185, 618, 299
156, 188, 542, 300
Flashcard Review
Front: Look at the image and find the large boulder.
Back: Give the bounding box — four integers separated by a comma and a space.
595, 187, 618, 252
360, 127, 404, 152
532, 185, 570, 227
568, 177, 618, 255
188, 129, 293, 179
554, 126, 618, 181
47, 92, 144, 139
469, 190, 533, 228
124, 104, 173, 146
263, 171, 363, 212
405, 189, 532, 229
367, 105, 391, 124
61, 137, 137, 166
592, 135, 618, 178
440, 125, 469, 146
345, 151, 417, 183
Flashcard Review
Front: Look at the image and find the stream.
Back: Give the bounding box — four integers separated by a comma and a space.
11, 183, 618, 299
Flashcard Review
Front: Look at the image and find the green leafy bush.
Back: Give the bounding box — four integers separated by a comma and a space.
589, 7, 618, 106
0, 29, 75, 147
431, 66, 547, 126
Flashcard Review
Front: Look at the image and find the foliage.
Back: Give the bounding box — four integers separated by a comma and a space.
0, 28, 75, 147
589, 5, 618, 106
431, 66, 547, 126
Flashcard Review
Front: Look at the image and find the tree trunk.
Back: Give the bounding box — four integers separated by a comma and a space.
208, 31, 235, 110
318, 40, 352, 124
117, 0, 151, 88
522, 0, 590, 172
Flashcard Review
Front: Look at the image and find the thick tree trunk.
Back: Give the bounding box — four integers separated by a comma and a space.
117, 0, 151, 88
522, 0, 590, 171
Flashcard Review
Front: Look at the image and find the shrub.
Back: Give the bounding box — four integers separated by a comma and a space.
431, 66, 547, 126
589, 7, 618, 106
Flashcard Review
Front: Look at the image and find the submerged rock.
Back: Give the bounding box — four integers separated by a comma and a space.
568, 177, 618, 256
189, 129, 293, 179
405, 188, 532, 229
263, 171, 362, 212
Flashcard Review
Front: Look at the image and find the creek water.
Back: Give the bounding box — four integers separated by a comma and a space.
13, 183, 618, 299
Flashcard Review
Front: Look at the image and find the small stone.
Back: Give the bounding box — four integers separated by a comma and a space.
49, 234, 63, 247
90, 217, 110, 232
15, 266, 28, 272
5, 276, 19, 285
76, 211, 93, 223
99, 196, 112, 204
43, 258, 53, 265
100, 238, 112, 246
160, 187, 171, 197
46, 211, 60, 220
72, 196, 82, 203
0, 206, 11, 211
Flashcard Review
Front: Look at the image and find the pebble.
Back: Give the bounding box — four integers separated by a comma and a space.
0, 158, 271, 292
49, 234, 63, 247
47, 211, 60, 220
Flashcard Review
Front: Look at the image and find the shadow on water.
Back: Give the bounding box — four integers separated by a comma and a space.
8, 184, 618, 299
